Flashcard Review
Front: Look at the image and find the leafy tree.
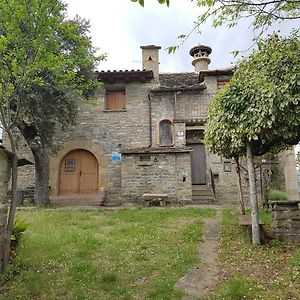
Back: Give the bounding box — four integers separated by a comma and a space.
0, 0, 102, 271
17, 16, 103, 207
205, 32, 300, 244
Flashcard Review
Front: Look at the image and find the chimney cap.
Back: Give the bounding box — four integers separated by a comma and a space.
189, 44, 212, 57
140, 45, 161, 50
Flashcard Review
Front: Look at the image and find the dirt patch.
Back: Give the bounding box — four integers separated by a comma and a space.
219, 242, 295, 285
175, 209, 222, 299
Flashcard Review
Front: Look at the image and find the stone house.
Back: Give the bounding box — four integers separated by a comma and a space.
15, 44, 299, 206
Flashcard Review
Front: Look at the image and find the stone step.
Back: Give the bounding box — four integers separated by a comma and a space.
192, 185, 214, 204
192, 185, 210, 190
192, 194, 214, 200
50, 195, 102, 206
192, 190, 213, 196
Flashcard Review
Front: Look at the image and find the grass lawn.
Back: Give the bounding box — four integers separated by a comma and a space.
0, 207, 215, 300
211, 209, 300, 300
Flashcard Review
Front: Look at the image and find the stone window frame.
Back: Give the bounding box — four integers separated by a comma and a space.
158, 119, 174, 147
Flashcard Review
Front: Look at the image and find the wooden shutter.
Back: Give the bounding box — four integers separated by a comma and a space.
217, 80, 229, 90
105, 90, 125, 110
159, 120, 172, 146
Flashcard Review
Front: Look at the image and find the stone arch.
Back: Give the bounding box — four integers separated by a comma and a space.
49, 140, 108, 196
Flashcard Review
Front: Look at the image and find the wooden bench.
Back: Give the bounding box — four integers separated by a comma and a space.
237, 215, 265, 241
142, 193, 168, 207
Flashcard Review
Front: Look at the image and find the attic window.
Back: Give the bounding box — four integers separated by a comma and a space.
148, 56, 153, 61
105, 89, 126, 110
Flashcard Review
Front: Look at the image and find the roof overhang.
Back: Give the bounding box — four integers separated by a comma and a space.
96, 69, 154, 84
199, 68, 235, 82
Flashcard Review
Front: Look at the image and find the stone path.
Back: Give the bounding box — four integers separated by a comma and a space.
175, 209, 222, 300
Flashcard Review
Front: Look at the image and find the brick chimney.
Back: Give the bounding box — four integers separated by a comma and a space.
190, 44, 212, 72
140, 45, 161, 82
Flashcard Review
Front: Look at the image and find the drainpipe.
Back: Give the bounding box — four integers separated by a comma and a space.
174, 92, 177, 119
148, 93, 153, 147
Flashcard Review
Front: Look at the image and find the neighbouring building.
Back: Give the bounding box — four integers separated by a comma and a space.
12, 44, 299, 206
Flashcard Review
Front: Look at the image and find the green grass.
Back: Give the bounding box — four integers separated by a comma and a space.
0, 207, 215, 300
268, 189, 289, 201
211, 209, 300, 300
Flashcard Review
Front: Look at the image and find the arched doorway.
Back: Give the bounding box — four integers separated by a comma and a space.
59, 149, 98, 195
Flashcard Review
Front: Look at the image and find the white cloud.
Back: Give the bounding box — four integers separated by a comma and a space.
63, 0, 300, 73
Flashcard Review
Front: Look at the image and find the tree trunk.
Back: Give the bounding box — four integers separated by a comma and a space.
1, 131, 18, 272
235, 157, 245, 215
246, 141, 261, 245
31, 144, 50, 206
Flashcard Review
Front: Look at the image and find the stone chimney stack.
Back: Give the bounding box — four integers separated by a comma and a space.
189, 44, 212, 72
140, 45, 161, 81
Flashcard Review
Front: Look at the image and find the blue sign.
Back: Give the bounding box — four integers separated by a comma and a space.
112, 152, 121, 161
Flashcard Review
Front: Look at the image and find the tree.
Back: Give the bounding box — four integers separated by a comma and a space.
205, 32, 300, 244
0, 0, 102, 271
16, 16, 103, 206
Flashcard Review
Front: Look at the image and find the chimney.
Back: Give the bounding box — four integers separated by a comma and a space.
140, 45, 161, 82
189, 44, 212, 72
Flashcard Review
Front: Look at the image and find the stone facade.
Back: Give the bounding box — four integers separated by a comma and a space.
121, 148, 192, 204
7, 44, 299, 206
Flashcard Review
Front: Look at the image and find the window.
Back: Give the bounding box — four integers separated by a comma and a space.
140, 155, 151, 162
217, 79, 229, 90
105, 89, 126, 110
159, 119, 173, 146
223, 162, 232, 172
65, 159, 75, 172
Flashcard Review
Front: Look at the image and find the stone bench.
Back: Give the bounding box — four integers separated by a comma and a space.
237, 215, 265, 240
142, 193, 168, 207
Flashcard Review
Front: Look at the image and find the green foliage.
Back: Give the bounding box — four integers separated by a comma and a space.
12, 217, 29, 243
205, 32, 300, 158
196, 0, 300, 32
0, 0, 104, 147
268, 189, 289, 201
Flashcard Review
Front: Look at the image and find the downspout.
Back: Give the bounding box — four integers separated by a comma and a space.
148, 93, 152, 147
174, 92, 177, 119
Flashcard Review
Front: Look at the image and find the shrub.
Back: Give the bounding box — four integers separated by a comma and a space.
12, 217, 29, 245
268, 189, 289, 201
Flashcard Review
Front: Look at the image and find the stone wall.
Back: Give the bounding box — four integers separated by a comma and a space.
271, 200, 300, 242
121, 149, 192, 204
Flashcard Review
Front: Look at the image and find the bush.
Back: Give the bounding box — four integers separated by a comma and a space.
12, 217, 29, 245
268, 189, 289, 201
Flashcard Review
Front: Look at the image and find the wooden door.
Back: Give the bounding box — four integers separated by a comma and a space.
190, 144, 207, 185
59, 149, 98, 195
